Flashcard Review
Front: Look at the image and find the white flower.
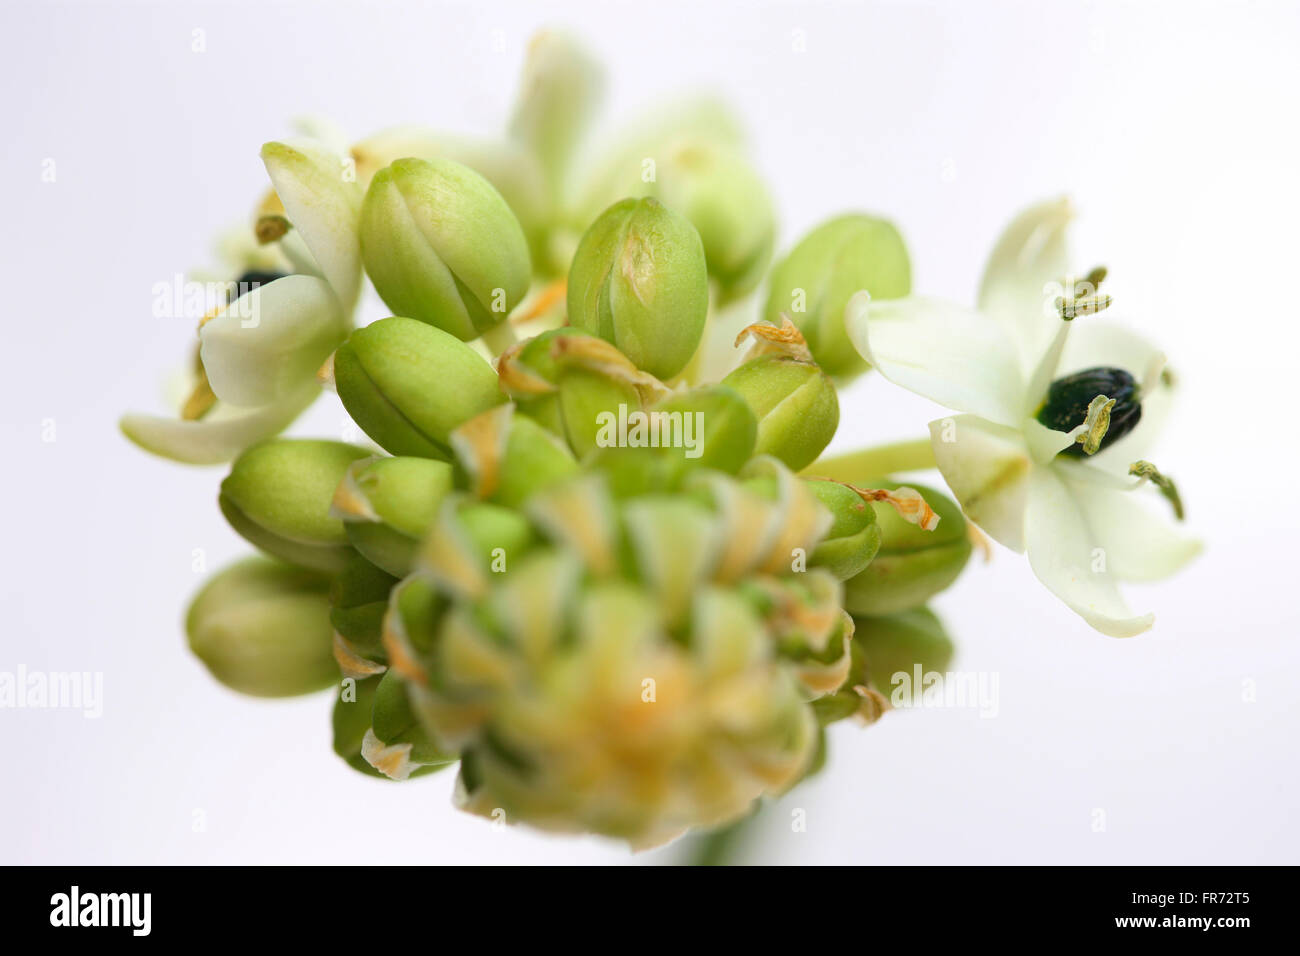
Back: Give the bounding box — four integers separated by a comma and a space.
122, 136, 363, 464
846, 198, 1200, 636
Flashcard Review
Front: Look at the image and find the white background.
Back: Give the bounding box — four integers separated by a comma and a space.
1, 0, 1297, 864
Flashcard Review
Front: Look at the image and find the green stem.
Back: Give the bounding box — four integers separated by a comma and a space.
803, 438, 936, 483
481, 320, 518, 358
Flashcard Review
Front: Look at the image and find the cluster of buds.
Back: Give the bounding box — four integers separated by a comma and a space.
127, 29, 1196, 850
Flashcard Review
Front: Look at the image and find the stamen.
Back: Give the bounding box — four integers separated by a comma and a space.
1075, 394, 1115, 455
255, 214, 291, 245
1129, 460, 1185, 521
1056, 293, 1113, 321
1070, 265, 1108, 298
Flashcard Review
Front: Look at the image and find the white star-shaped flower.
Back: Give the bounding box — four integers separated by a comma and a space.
847, 198, 1200, 636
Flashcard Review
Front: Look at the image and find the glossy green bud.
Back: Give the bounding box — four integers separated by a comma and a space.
853, 606, 956, 695
332, 456, 455, 577
330, 316, 504, 458
219, 439, 372, 572
591, 384, 758, 497
805, 479, 882, 580
722, 323, 839, 472
567, 197, 708, 379
358, 670, 457, 780
360, 158, 531, 339
764, 214, 911, 378
329, 553, 399, 654
843, 481, 971, 616
332, 675, 384, 777
186, 556, 337, 697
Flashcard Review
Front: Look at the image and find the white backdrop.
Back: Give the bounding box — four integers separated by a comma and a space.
2, 0, 1297, 864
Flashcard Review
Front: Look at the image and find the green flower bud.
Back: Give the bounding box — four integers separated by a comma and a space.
358, 670, 457, 781
329, 553, 399, 656
590, 384, 758, 496
332, 456, 455, 577
360, 158, 531, 339
507, 30, 604, 212
598, 141, 775, 303
501, 330, 669, 459
330, 316, 504, 458
804, 479, 882, 580
496, 327, 592, 435
332, 675, 384, 777
652, 144, 776, 302
764, 214, 911, 378
721, 321, 839, 471
843, 481, 972, 616
853, 606, 956, 695
567, 197, 708, 380
186, 556, 337, 697
449, 404, 578, 508
418, 496, 537, 602
219, 439, 372, 573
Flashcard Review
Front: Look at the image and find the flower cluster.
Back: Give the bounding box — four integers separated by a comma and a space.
125, 31, 1198, 846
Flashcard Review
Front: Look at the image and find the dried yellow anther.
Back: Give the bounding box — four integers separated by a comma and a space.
549, 334, 671, 401
853, 685, 891, 725
332, 633, 386, 680
846, 484, 941, 530
496, 341, 557, 397
734, 314, 814, 362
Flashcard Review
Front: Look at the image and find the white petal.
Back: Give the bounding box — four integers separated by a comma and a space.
978, 197, 1074, 377
928, 415, 1032, 552
1057, 462, 1201, 581
261, 139, 363, 311
200, 274, 346, 408
120, 386, 318, 465
847, 292, 1026, 426
1023, 416, 1080, 464
1025, 467, 1154, 637
1060, 320, 1175, 470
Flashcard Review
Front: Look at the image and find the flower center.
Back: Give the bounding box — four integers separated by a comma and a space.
1036, 366, 1142, 457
